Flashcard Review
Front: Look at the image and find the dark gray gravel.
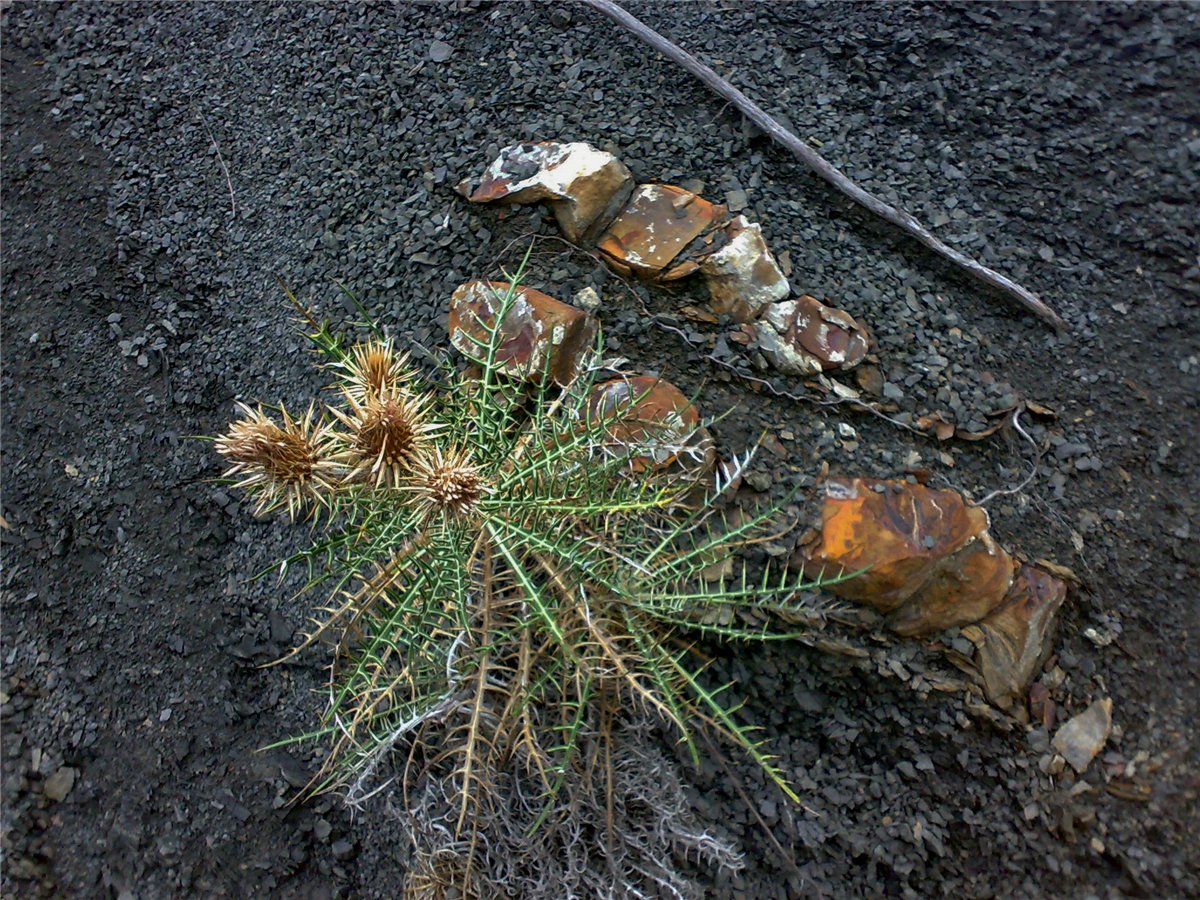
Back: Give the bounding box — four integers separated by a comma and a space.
2, 2, 1197, 897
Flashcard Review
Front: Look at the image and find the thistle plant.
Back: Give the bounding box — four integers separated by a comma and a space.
215, 267, 850, 897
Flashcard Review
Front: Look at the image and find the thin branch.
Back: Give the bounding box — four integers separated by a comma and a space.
580, 0, 1068, 333
695, 724, 808, 881
198, 110, 237, 217
974, 408, 1043, 505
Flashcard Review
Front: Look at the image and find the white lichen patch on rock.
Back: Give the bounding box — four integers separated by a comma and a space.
458, 141, 633, 242
700, 216, 790, 322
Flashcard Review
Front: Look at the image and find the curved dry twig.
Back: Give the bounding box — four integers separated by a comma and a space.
580, 0, 1068, 333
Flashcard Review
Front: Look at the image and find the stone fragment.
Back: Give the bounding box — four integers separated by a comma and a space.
457, 142, 633, 243
699, 215, 790, 321
585, 375, 714, 475
596, 184, 728, 280
43, 767, 76, 802
802, 477, 1071, 706
756, 295, 870, 375
1052, 698, 1113, 773
802, 477, 1014, 635
887, 532, 1015, 636
448, 281, 597, 385
975, 564, 1068, 709
804, 477, 992, 613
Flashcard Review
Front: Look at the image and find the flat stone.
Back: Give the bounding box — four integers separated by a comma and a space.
448, 281, 597, 385
800, 476, 1031, 644
1052, 698, 1113, 774
597, 183, 728, 280
585, 375, 714, 476
725, 189, 749, 212
802, 477, 992, 614
975, 565, 1068, 709
43, 766, 76, 802
887, 532, 1015, 637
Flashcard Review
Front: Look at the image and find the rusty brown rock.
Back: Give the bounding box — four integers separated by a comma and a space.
596, 184, 728, 280
757, 295, 871, 375
699, 215, 790, 321
975, 564, 1068, 709
585, 375, 714, 475
887, 532, 1015, 636
448, 281, 597, 386
457, 142, 633, 243
804, 477, 991, 613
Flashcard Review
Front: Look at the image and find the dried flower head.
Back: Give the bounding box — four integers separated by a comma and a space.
215, 402, 342, 518
406, 446, 488, 521
333, 390, 440, 488
332, 338, 413, 403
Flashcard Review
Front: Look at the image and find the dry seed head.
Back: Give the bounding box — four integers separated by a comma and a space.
215, 402, 342, 518
334, 390, 439, 489
333, 337, 413, 403
407, 446, 488, 520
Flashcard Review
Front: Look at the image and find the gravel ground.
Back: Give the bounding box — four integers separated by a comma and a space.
2, 2, 1197, 897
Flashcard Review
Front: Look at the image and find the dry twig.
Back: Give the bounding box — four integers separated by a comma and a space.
197, 110, 237, 217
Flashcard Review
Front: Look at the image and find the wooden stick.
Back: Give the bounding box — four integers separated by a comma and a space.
580, 0, 1068, 332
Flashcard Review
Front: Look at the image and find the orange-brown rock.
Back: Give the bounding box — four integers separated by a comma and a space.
803, 477, 1018, 637
448, 281, 596, 386
804, 477, 991, 613
456, 142, 633, 243
585, 375, 714, 475
887, 532, 1015, 636
975, 565, 1068, 709
596, 184, 728, 281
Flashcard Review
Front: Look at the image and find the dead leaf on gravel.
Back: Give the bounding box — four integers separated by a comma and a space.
678, 305, 718, 324
1052, 698, 1113, 774
1034, 559, 1080, 583
916, 414, 957, 442
1024, 399, 1057, 418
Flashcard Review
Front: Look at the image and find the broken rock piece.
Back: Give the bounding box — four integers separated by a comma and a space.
804, 477, 991, 613
975, 564, 1068, 709
756, 295, 871, 375
585, 375, 714, 475
802, 477, 1016, 636
597, 184, 729, 280
448, 281, 596, 385
887, 531, 1015, 637
1052, 697, 1113, 774
700, 215, 790, 321
457, 141, 633, 243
